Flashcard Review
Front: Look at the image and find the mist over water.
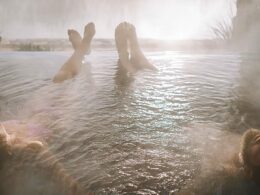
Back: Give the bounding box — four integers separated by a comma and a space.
0, 0, 235, 39
0, 50, 247, 194
1, 0, 260, 194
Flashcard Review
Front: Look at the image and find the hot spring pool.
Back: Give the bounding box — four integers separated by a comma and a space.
0, 50, 259, 194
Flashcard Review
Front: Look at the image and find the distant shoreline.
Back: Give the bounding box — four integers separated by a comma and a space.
0, 38, 228, 52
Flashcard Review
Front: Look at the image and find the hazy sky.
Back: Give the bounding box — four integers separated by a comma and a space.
0, 0, 236, 40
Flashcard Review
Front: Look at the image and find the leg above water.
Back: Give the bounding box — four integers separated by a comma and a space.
53, 22, 95, 83
53, 70, 72, 83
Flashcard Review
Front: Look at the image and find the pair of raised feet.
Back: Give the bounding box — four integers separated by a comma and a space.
68, 22, 96, 55
115, 22, 157, 74
53, 22, 156, 83
67, 21, 156, 75
53, 22, 96, 83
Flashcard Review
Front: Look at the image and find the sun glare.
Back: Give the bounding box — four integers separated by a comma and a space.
133, 0, 230, 40
0, 0, 234, 40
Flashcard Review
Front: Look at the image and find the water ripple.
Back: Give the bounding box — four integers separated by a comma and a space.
0, 50, 249, 194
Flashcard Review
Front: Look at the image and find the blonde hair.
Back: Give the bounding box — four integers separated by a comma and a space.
240, 128, 260, 166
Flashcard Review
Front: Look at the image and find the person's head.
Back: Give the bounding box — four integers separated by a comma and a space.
0, 124, 44, 164
0, 124, 86, 195
240, 128, 260, 167
240, 128, 260, 180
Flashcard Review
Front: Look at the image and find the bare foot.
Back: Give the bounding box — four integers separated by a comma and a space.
115, 22, 128, 55
127, 23, 157, 71
68, 29, 82, 50
53, 22, 96, 83
84, 22, 96, 40
80, 22, 96, 55
115, 22, 137, 74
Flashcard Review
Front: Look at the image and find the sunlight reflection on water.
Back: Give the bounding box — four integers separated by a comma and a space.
0, 50, 256, 194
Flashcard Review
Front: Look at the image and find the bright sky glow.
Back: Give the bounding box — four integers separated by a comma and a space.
0, 0, 236, 40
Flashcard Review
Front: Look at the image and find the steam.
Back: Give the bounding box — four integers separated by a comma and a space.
0, 0, 235, 39
185, 123, 241, 174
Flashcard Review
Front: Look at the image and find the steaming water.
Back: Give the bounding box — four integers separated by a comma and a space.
0, 49, 256, 194
0, 0, 235, 39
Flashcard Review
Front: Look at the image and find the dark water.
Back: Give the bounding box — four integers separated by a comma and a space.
0, 50, 258, 194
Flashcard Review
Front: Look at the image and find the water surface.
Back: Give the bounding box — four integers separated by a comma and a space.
0, 50, 256, 194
